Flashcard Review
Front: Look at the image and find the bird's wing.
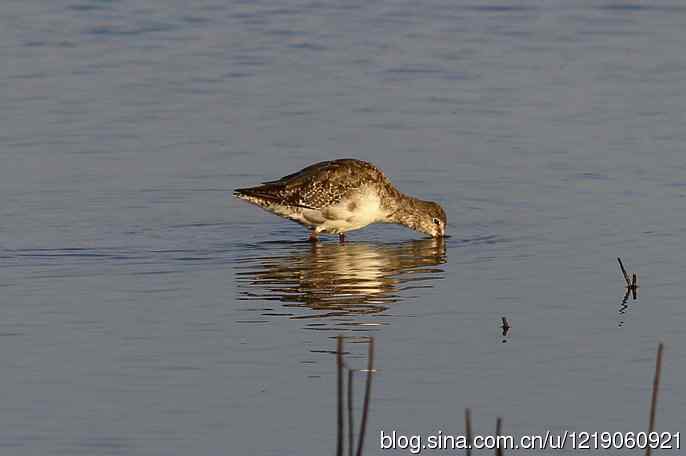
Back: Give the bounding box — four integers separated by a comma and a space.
235, 159, 386, 209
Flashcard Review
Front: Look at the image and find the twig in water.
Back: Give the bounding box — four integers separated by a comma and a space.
465, 408, 472, 456
495, 417, 503, 456
355, 337, 374, 456
617, 258, 639, 300
645, 342, 664, 456
337, 336, 344, 456
348, 369, 354, 456
501, 317, 510, 337
617, 257, 631, 286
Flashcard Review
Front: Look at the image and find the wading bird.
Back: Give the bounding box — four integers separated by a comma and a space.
234, 159, 446, 242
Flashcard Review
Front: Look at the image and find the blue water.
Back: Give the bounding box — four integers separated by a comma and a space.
2, 1, 686, 454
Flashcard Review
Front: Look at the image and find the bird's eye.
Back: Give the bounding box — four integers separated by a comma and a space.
432, 218, 441, 225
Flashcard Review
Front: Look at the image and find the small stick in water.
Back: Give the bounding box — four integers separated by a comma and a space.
617, 257, 631, 286
465, 408, 472, 456
355, 337, 374, 456
337, 336, 344, 456
501, 317, 510, 337
348, 369, 354, 456
617, 258, 638, 299
495, 417, 504, 456
645, 342, 664, 456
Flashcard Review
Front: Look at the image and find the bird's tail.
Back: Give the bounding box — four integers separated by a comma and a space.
233, 185, 313, 209
234, 184, 297, 207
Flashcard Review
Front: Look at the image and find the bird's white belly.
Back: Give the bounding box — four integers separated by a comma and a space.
301, 191, 385, 234
249, 188, 387, 235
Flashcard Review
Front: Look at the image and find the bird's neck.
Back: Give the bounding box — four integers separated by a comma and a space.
384, 192, 428, 227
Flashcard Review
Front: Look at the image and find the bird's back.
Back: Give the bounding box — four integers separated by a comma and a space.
234, 159, 392, 210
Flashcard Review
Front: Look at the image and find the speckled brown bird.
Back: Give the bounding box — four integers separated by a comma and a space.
234, 159, 447, 241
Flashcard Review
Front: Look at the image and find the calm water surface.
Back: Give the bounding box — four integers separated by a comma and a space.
2, 1, 686, 454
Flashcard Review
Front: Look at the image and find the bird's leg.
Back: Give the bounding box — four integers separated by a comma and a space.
338, 233, 346, 243
308, 229, 319, 242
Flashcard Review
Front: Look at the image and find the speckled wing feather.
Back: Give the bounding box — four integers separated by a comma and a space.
234, 159, 389, 209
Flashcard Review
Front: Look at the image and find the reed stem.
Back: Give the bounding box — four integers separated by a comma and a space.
465, 408, 472, 456
645, 342, 664, 456
337, 336, 344, 456
617, 257, 631, 286
495, 417, 503, 456
355, 337, 374, 456
348, 368, 354, 456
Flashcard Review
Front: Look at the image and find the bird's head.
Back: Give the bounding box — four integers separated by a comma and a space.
395, 200, 446, 238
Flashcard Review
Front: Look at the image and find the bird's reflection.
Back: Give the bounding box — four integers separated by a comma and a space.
235, 238, 446, 321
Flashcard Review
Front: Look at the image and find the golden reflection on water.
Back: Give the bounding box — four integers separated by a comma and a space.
235, 239, 446, 320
